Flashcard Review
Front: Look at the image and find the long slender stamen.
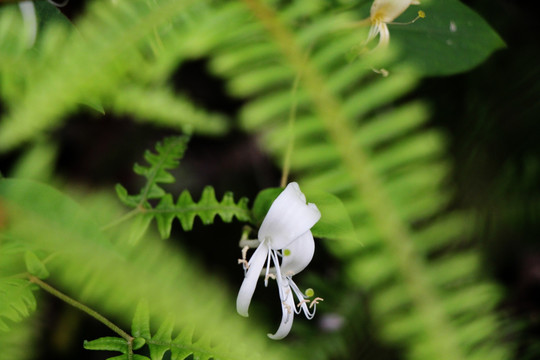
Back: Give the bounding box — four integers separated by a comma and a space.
270, 249, 290, 302
310, 297, 324, 309
288, 279, 317, 319
264, 247, 273, 287
389, 10, 426, 25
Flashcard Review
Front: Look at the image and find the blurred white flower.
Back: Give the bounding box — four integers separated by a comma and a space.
345, 0, 424, 53
365, 0, 423, 50
18, 0, 70, 48
236, 182, 322, 339
18, 1, 37, 47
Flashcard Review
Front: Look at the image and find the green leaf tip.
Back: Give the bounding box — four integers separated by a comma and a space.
24, 251, 50, 279
131, 300, 151, 339
116, 136, 190, 208
83, 337, 128, 353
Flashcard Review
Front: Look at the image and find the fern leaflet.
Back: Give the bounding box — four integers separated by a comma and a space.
116, 136, 252, 239
0, 278, 37, 332
116, 136, 189, 208
85, 301, 237, 360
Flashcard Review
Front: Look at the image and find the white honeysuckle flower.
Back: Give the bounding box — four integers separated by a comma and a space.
236, 182, 322, 339
365, 0, 422, 50
18, 0, 70, 48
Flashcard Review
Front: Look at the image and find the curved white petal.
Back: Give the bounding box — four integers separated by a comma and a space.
259, 182, 321, 250
236, 242, 269, 317
19, 1, 37, 48
280, 231, 315, 277
370, 0, 416, 23
267, 280, 296, 340
377, 23, 390, 48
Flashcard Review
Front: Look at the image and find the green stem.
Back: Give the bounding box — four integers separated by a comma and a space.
100, 208, 141, 231
28, 275, 132, 342
280, 65, 302, 188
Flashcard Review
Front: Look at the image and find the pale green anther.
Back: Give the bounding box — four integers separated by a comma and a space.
283, 249, 291, 256
305, 288, 315, 297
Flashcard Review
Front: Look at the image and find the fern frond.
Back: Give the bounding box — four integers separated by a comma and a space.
154, 186, 252, 237
116, 136, 189, 208
195, 1, 510, 359
0, 278, 37, 331
116, 136, 252, 239
126, 301, 232, 360
0, 316, 39, 360
0, 0, 228, 152
0, 178, 297, 360
108, 85, 229, 136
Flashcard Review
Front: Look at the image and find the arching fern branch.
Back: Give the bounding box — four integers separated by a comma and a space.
0, 0, 229, 152
114, 136, 252, 239
195, 0, 511, 358
84, 301, 230, 360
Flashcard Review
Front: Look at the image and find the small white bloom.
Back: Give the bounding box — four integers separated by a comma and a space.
18, 0, 70, 48
236, 182, 322, 339
366, 0, 421, 50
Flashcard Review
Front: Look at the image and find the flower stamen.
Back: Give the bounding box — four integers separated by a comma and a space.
310, 297, 324, 309
283, 301, 293, 314
237, 245, 250, 270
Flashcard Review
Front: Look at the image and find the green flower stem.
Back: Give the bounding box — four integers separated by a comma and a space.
28, 275, 133, 343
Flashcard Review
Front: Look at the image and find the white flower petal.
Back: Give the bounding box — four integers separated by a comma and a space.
280, 231, 315, 277
236, 242, 269, 317
371, 0, 417, 23
19, 1, 37, 47
267, 280, 296, 340
259, 182, 321, 250
377, 23, 390, 49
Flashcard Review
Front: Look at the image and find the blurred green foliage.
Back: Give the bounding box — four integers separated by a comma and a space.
1, 0, 536, 359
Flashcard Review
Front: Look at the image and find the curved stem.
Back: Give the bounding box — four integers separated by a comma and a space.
28, 275, 132, 342
100, 208, 141, 231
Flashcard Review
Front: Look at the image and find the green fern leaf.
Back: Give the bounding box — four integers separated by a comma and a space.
0, 278, 37, 331
149, 317, 176, 360
1, 178, 295, 360
0, 0, 229, 152
24, 251, 49, 279
169, 326, 196, 360
132, 301, 151, 339
156, 186, 251, 238
117, 136, 252, 238
153, 186, 252, 238
83, 337, 129, 353
117, 136, 189, 208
